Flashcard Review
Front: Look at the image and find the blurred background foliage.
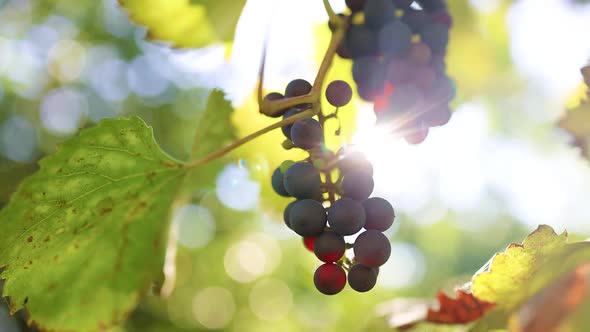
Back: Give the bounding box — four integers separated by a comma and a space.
1, 0, 590, 331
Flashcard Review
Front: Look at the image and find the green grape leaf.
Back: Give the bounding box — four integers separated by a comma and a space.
471, 225, 568, 309
0, 159, 38, 205
186, 89, 236, 192
0, 117, 187, 332
117, 0, 246, 48
190, 89, 236, 159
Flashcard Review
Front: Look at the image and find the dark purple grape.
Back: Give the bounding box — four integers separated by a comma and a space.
337, 149, 374, 175
285, 79, 312, 97
336, 41, 352, 59
388, 84, 422, 113
431, 9, 452, 27
417, 0, 446, 12
272, 167, 290, 197
314, 263, 346, 295
304, 236, 317, 252
289, 199, 327, 237
283, 200, 297, 228
326, 80, 353, 107
362, 197, 395, 231
352, 58, 386, 102
364, 0, 396, 29
413, 66, 436, 89
342, 170, 374, 201
426, 74, 455, 104
281, 107, 304, 139
401, 8, 428, 32
346, 0, 366, 12
352, 57, 380, 83
348, 264, 378, 292
347, 25, 379, 58
264, 92, 286, 118
354, 230, 391, 267
378, 20, 413, 57
420, 105, 451, 127
328, 198, 366, 236
405, 126, 429, 144
393, 0, 414, 9
385, 58, 414, 84
314, 231, 346, 263
291, 118, 324, 150
408, 42, 432, 65
419, 23, 449, 55
283, 162, 321, 199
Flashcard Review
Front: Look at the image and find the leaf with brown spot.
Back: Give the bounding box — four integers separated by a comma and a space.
0, 117, 187, 332
471, 225, 569, 309
426, 290, 495, 325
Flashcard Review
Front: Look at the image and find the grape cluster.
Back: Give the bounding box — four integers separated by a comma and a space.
336, 0, 455, 144
266, 79, 395, 295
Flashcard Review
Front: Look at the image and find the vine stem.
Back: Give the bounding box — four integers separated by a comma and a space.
322, 0, 340, 25
184, 109, 315, 169
259, 15, 349, 117
185, 5, 348, 170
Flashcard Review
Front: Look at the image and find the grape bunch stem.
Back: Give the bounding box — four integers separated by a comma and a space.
184, 3, 348, 170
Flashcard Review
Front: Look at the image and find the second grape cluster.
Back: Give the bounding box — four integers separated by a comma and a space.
266, 79, 396, 295
336, 0, 455, 144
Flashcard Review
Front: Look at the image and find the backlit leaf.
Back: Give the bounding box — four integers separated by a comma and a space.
0, 117, 187, 331
118, 0, 246, 48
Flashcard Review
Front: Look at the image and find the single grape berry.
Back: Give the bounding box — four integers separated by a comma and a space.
348, 264, 378, 292
413, 66, 436, 89
314, 263, 347, 295
285, 79, 312, 97
272, 167, 290, 197
385, 58, 413, 84
427, 74, 456, 103
417, 0, 446, 12
289, 199, 327, 237
364, 0, 396, 29
354, 230, 391, 267
347, 25, 379, 58
283, 162, 321, 199
281, 108, 304, 139
337, 149, 374, 175
314, 231, 346, 263
352, 57, 381, 83
419, 23, 449, 55
393, 0, 413, 9
342, 170, 374, 201
431, 10, 453, 28
328, 198, 366, 236
401, 8, 428, 32
405, 126, 429, 145
362, 197, 395, 231
408, 42, 432, 66
420, 105, 452, 127
326, 80, 353, 107
283, 200, 298, 228
388, 84, 422, 114
263, 92, 286, 118
378, 20, 413, 57
346, 0, 366, 12
291, 118, 324, 150
303, 236, 317, 252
